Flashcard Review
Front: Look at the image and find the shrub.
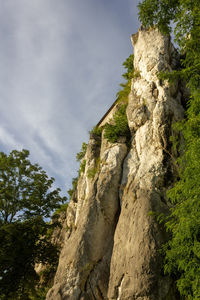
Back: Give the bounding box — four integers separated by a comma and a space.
133, 70, 141, 78
90, 126, 103, 137
87, 168, 97, 179
104, 104, 130, 143
79, 159, 86, 175
122, 54, 134, 80
76, 143, 87, 162
116, 80, 131, 104
67, 177, 78, 199
87, 157, 100, 179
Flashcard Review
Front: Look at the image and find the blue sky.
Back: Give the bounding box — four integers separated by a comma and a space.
0, 0, 140, 197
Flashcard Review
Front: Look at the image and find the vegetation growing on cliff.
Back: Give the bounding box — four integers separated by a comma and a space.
116, 54, 134, 103
87, 157, 100, 179
67, 177, 78, 199
76, 142, 87, 162
79, 159, 86, 175
138, 0, 200, 298
90, 126, 103, 137
104, 104, 130, 143
104, 54, 133, 143
53, 202, 68, 216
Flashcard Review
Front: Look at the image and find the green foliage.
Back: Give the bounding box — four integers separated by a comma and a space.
87, 168, 97, 179
138, 0, 200, 298
87, 157, 100, 179
79, 159, 86, 176
53, 203, 68, 216
0, 217, 59, 299
116, 54, 134, 104
67, 177, 78, 199
104, 104, 130, 143
122, 54, 134, 80
76, 142, 88, 177
90, 126, 103, 137
138, 0, 178, 34
29, 286, 49, 300
76, 142, 87, 162
163, 90, 200, 299
138, 0, 200, 88
116, 81, 132, 104
0, 149, 65, 299
101, 54, 133, 144
0, 150, 66, 223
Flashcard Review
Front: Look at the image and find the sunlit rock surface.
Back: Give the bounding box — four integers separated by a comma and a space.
47, 27, 184, 300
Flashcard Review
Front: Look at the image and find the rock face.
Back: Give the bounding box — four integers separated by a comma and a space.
46, 28, 184, 300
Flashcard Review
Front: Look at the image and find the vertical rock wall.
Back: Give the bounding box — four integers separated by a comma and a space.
107, 28, 184, 300
47, 28, 184, 300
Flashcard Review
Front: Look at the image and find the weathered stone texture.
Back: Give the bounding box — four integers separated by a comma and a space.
47, 28, 184, 300
47, 134, 127, 299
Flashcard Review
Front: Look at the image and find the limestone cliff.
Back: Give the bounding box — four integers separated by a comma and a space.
47, 28, 184, 300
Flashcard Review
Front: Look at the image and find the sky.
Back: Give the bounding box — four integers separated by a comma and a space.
0, 0, 140, 197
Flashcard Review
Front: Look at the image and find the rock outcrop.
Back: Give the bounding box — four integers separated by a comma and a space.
47, 27, 184, 300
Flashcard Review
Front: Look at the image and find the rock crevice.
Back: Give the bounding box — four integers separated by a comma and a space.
47, 28, 184, 300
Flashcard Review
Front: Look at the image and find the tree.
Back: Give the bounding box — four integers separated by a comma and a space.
138, 0, 200, 298
138, 0, 200, 88
0, 149, 66, 299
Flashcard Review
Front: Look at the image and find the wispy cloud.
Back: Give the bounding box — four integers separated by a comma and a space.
0, 0, 140, 195
0, 127, 23, 149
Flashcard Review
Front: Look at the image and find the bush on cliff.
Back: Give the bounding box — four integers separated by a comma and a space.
104, 104, 130, 143
104, 54, 134, 143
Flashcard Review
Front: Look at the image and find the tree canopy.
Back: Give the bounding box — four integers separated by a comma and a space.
0, 149, 67, 299
138, 0, 200, 89
138, 0, 200, 298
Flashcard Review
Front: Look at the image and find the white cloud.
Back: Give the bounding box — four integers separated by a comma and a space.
0, 0, 140, 194
0, 127, 23, 149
